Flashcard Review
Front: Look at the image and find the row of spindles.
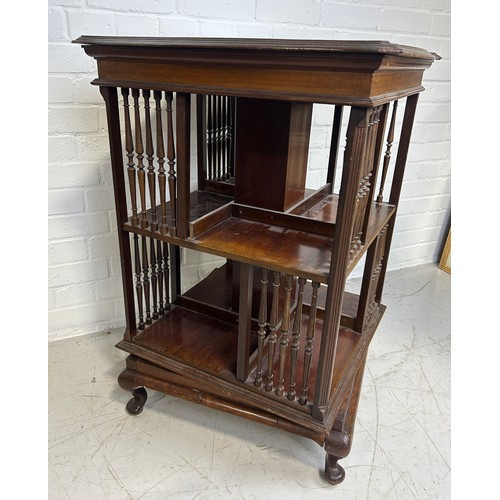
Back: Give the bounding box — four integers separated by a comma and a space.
254, 269, 320, 406
350, 106, 382, 256
122, 88, 177, 236
206, 95, 235, 182
132, 235, 171, 330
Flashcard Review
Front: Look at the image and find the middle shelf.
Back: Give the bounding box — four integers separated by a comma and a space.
123, 188, 396, 283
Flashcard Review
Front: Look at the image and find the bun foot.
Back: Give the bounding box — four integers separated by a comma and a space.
126, 387, 148, 415
324, 454, 346, 485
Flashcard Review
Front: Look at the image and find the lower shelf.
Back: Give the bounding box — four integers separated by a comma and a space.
130, 305, 255, 378
116, 299, 385, 431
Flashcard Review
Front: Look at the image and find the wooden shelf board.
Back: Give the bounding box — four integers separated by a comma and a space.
124, 191, 395, 283
131, 306, 255, 378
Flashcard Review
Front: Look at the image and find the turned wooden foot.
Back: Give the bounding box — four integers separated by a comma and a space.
324, 453, 346, 485
323, 428, 350, 485
126, 387, 148, 415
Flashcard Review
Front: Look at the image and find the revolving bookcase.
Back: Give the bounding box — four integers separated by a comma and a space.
74, 36, 439, 484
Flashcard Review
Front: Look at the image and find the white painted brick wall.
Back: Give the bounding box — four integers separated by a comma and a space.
48, 0, 451, 340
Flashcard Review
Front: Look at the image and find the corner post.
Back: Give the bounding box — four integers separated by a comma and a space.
313, 106, 370, 420
100, 86, 137, 341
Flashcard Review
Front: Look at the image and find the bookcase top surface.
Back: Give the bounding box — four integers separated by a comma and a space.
73, 36, 439, 61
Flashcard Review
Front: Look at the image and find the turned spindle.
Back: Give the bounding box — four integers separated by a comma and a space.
265, 271, 281, 392
154, 91, 169, 235
287, 277, 306, 401
215, 95, 221, 180
143, 89, 157, 231
121, 88, 139, 226
207, 95, 214, 181
299, 281, 320, 405
228, 97, 235, 178
157, 240, 165, 315
377, 100, 398, 203
221, 95, 227, 179
254, 268, 269, 388
163, 242, 171, 311
276, 274, 293, 397
132, 89, 148, 229
133, 234, 144, 330
150, 236, 158, 320
165, 92, 177, 237
141, 236, 151, 325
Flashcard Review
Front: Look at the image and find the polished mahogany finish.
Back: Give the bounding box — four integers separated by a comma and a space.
234, 98, 312, 211
75, 36, 439, 485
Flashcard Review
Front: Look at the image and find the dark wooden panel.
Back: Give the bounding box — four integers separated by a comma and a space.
234, 98, 312, 211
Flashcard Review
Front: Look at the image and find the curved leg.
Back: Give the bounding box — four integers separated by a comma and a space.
126, 387, 148, 415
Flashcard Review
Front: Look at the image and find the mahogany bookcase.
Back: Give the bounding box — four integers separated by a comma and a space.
73, 36, 439, 485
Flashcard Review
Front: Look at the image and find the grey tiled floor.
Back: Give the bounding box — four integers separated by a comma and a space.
48, 263, 450, 499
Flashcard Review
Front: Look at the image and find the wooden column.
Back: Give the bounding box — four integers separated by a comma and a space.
196, 95, 207, 191
99, 86, 136, 341
176, 93, 191, 239
313, 107, 370, 421
376, 94, 419, 302
236, 263, 254, 382
326, 105, 344, 193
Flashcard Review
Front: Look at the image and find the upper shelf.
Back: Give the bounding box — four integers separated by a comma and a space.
72, 36, 440, 106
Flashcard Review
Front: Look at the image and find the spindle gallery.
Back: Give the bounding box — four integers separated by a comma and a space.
73, 36, 439, 485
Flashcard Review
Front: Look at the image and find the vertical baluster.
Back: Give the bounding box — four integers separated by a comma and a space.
121, 88, 139, 226
300, 281, 319, 405
228, 97, 235, 178
207, 95, 213, 181
141, 236, 151, 325
361, 106, 383, 244
213, 95, 218, 180
154, 91, 169, 235
212, 95, 217, 180
350, 174, 370, 258
287, 277, 306, 401
150, 237, 158, 320
143, 89, 157, 231
218, 95, 223, 180
165, 92, 177, 237
163, 242, 171, 311
377, 100, 398, 203
254, 268, 269, 388
157, 240, 165, 315
211, 95, 217, 180
265, 272, 281, 392
276, 274, 293, 397
221, 95, 227, 179
133, 234, 144, 329
132, 89, 148, 229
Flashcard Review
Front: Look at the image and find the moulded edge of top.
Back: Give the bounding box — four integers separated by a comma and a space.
72, 36, 441, 62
